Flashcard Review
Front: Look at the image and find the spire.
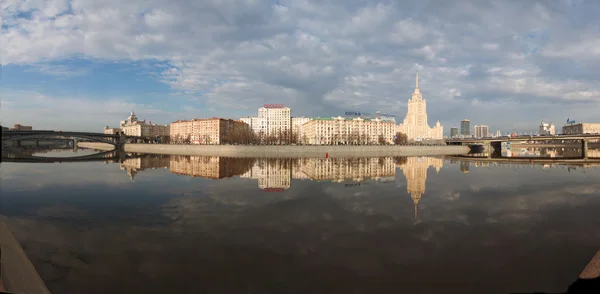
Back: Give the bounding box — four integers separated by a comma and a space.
414, 202, 418, 220
416, 70, 419, 89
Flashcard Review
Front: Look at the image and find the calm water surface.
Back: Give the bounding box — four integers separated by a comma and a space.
1, 149, 600, 294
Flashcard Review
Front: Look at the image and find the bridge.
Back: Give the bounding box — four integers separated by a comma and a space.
446, 134, 600, 159
2, 130, 127, 150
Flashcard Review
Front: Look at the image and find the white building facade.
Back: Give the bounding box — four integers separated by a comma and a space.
474, 125, 489, 138
291, 117, 311, 143
241, 104, 291, 137
539, 122, 556, 135
396, 72, 443, 141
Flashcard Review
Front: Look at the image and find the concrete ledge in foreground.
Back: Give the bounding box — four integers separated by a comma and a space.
0, 220, 51, 294
124, 144, 470, 158
579, 250, 600, 279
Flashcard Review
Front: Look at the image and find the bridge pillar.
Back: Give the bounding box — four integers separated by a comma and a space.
35, 140, 40, 148
118, 134, 127, 151
15, 140, 21, 147
582, 139, 588, 159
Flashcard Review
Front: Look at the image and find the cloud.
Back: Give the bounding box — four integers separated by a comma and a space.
0, 89, 216, 131
2, 0, 600, 132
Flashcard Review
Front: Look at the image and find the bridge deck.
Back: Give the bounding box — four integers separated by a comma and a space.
447, 134, 600, 144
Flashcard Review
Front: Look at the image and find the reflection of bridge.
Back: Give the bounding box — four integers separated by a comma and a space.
446, 155, 600, 168
1, 150, 127, 163
446, 134, 600, 159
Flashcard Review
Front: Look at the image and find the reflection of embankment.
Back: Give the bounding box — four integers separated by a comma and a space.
169, 156, 255, 179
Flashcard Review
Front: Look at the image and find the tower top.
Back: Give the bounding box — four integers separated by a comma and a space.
412, 70, 421, 97
416, 70, 419, 89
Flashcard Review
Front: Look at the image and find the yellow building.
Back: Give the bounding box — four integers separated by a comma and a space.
302, 116, 395, 145
396, 72, 443, 141
170, 118, 251, 144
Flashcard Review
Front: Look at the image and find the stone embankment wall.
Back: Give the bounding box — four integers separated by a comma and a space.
77, 142, 115, 151
123, 144, 469, 158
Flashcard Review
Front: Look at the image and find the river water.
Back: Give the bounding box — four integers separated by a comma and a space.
1, 148, 600, 294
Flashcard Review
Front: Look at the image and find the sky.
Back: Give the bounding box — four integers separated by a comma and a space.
1, 0, 599, 134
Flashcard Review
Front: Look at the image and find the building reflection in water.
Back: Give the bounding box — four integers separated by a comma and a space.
119, 155, 448, 219
169, 156, 254, 179
397, 157, 444, 220
120, 155, 171, 180
241, 159, 296, 191
301, 157, 396, 182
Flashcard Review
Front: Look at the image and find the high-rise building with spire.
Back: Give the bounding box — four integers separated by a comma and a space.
396, 71, 444, 141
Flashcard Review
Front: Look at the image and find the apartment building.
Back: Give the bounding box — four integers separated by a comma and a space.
241, 104, 291, 137
291, 117, 311, 143
301, 116, 395, 145
170, 118, 250, 144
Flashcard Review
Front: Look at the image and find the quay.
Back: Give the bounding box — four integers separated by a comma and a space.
77, 142, 470, 158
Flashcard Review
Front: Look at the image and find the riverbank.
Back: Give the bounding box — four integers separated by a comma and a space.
77, 142, 115, 151
123, 144, 469, 158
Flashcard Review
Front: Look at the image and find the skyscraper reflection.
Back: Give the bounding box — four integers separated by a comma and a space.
397, 157, 444, 220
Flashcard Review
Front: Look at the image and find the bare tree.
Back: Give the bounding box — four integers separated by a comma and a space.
378, 135, 387, 145
359, 133, 367, 145
394, 132, 408, 145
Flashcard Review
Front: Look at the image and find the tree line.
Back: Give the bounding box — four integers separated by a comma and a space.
170, 128, 409, 145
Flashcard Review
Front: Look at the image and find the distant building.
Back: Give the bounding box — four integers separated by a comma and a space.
474, 125, 489, 138
291, 117, 311, 143
460, 119, 470, 136
118, 112, 169, 137
375, 110, 397, 124
396, 72, 443, 141
10, 124, 33, 131
539, 122, 556, 135
562, 122, 600, 135
103, 126, 123, 135
241, 104, 291, 138
302, 116, 395, 145
170, 118, 250, 145
450, 127, 458, 138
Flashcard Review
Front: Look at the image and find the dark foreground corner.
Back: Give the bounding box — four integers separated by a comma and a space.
511, 250, 600, 294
